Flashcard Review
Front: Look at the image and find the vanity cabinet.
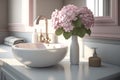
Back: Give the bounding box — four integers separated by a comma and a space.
1, 68, 16, 80
0, 67, 26, 80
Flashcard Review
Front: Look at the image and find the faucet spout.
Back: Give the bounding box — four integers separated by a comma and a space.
35, 16, 50, 43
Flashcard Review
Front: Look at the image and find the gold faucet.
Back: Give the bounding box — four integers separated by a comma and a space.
35, 16, 51, 43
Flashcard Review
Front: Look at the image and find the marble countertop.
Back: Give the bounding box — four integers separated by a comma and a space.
0, 45, 120, 80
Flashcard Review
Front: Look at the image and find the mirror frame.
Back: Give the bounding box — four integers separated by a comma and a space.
86, 0, 120, 39
94, 0, 118, 26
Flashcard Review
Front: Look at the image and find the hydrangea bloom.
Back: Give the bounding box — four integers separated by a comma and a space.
79, 7, 94, 29
51, 4, 94, 39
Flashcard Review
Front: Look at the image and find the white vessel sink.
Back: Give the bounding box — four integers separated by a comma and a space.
12, 43, 68, 67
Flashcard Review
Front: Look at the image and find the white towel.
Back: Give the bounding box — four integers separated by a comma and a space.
4, 36, 25, 46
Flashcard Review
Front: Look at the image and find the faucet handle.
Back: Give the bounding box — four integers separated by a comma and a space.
45, 37, 51, 43
45, 34, 51, 43
40, 33, 45, 43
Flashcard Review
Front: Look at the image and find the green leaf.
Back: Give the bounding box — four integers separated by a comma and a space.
72, 28, 80, 35
55, 28, 64, 36
86, 29, 91, 36
78, 28, 86, 38
72, 18, 82, 28
72, 27, 86, 38
63, 32, 72, 39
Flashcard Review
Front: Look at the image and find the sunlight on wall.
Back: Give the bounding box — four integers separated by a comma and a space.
83, 45, 94, 59
22, 0, 29, 25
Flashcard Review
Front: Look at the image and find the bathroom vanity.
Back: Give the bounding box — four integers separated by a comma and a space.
0, 45, 120, 80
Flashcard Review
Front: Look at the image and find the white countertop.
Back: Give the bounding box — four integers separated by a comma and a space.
0, 45, 120, 80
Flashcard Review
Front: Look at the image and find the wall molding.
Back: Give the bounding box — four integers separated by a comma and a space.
8, 0, 34, 32
90, 25, 120, 39
8, 23, 28, 32
84, 37, 120, 45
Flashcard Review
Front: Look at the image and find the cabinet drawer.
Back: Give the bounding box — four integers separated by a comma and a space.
1, 68, 16, 80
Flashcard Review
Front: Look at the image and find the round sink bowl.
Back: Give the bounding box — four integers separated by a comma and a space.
12, 43, 68, 67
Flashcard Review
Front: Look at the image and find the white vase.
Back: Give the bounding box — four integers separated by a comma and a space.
70, 35, 79, 65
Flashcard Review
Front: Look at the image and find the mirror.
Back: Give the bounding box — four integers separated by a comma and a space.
64, 0, 111, 17
86, 0, 110, 17
63, 0, 118, 26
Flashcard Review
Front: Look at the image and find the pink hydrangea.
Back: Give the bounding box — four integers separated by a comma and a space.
51, 4, 94, 32
51, 9, 61, 29
79, 7, 94, 28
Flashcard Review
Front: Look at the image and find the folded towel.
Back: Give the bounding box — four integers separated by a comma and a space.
4, 36, 25, 46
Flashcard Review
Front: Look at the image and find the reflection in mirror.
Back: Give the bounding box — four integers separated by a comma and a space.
86, 0, 110, 17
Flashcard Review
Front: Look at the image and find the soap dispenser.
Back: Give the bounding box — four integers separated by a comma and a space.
32, 29, 38, 43
89, 48, 101, 67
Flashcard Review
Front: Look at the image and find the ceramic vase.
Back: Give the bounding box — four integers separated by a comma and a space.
70, 35, 79, 65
